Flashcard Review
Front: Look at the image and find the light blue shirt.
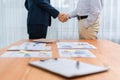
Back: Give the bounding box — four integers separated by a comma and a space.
69, 0, 103, 27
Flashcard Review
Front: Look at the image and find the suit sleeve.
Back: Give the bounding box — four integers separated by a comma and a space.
33, 0, 59, 18
25, 0, 28, 10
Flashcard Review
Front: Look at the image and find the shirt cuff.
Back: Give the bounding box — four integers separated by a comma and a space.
68, 13, 76, 19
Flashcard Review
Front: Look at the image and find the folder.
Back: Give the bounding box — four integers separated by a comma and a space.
29, 58, 109, 78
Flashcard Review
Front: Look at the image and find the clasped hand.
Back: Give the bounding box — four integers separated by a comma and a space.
58, 13, 69, 23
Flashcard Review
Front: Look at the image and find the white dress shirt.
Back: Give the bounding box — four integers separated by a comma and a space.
69, 0, 103, 27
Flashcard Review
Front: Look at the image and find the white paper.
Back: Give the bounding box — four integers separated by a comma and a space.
57, 42, 96, 49
0, 51, 52, 58
58, 49, 96, 58
8, 42, 51, 51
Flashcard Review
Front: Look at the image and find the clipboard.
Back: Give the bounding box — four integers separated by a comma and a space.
29, 58, 109, 78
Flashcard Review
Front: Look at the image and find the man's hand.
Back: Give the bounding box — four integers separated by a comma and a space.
58, 13, 69, 23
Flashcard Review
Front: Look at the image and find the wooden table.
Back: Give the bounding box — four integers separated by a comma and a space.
0, 40, 120, 80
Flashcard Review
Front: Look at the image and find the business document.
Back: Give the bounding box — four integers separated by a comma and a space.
0, 51, 52, 58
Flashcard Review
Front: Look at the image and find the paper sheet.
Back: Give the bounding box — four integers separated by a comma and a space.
57, 42, 96, 49
58, 49, 96, 58
8, 42, 51, 51
0, 51, 52, 58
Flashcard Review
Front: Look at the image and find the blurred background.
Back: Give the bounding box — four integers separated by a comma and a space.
0, 0, 120, 48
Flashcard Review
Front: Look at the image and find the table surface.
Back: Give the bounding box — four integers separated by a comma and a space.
0, 39, 120, 80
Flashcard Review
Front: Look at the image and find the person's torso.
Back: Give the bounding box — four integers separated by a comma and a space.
27, 0, 51, 26
76, 0, 102, 16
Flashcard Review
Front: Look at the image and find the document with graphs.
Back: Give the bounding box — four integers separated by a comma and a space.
0, 51, 52, 58
58, 49, 96, 58
8, 42, 51, 51
57, 42, 96, 49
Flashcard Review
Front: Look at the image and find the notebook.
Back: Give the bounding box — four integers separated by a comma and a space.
29, 58, 109, 78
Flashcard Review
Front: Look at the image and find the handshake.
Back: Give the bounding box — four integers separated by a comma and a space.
58, 13, 70, 23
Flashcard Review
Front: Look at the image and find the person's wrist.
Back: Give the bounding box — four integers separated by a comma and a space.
58, 13, 62, 18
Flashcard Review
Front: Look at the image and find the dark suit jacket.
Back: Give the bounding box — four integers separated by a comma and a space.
25, 0, 59, 26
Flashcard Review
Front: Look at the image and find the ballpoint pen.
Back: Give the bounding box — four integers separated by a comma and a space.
76, 61, 79, 69
40, 58, 57, 62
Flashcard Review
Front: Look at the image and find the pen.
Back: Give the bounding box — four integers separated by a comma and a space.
54, 58, 58, 60
40, 60, 45, 62
40, 58, 58, 62
76, 61, 79, 69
